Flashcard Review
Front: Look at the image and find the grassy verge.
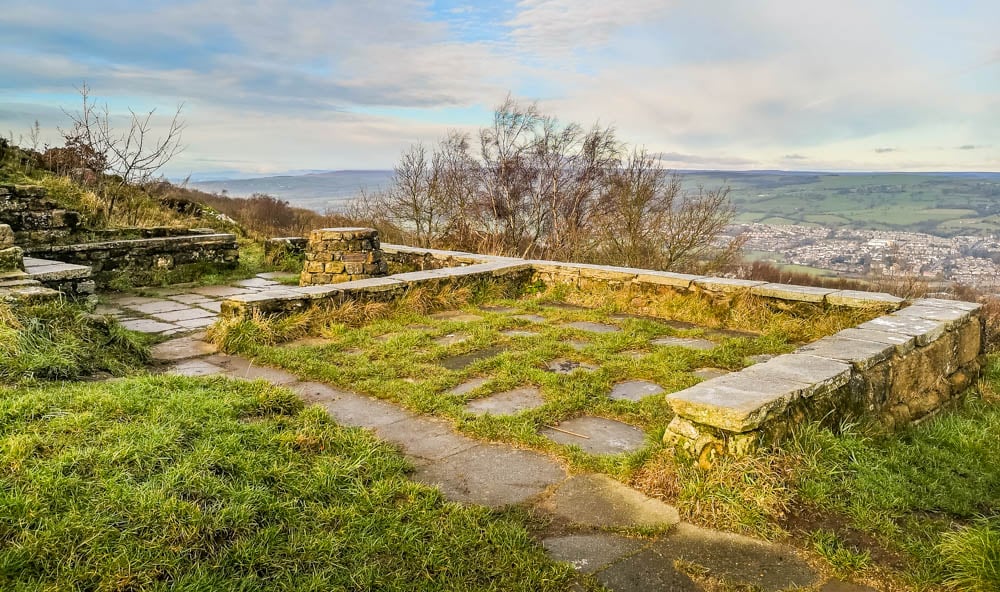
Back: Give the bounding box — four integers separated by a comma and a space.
211, 288, 795, 477
633, 361, 1000, 591
0, 299, 149, 384
0, 376, 573, 591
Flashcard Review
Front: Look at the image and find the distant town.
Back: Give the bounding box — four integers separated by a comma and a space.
729, 223, 1000, 290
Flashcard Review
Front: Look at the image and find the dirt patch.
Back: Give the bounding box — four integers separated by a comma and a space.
780, 501, 907, 572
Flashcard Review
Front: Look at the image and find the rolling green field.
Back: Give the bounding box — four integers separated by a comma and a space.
685, 172, 1000, 236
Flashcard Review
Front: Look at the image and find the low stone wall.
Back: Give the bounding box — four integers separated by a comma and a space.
0, 184, 82, 244
221, 261, 532, 318
665, 299, 984, 456
25, 233, 239, 287
0, 223, 22, 272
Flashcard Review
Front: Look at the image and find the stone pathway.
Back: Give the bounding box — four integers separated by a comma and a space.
151, 329, 874, 591
111, 286, 884, 591
100, 272, 297, 336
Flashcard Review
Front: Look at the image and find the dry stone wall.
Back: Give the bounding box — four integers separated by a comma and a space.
0, 184, 82, 244
25, 233, 238, 287
300, 228, 387, 286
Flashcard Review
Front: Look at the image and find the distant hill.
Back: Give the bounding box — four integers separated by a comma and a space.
192, 169, 1000, 236
191, 170, 393, 213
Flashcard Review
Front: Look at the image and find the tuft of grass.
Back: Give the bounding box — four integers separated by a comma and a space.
937, 519, 1000, 592
0, 376, 574, 591
809, 529, 873, 575
0, 299, 149, 384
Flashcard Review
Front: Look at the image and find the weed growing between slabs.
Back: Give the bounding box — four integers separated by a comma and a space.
211, 283, 819, 477
0, 376, 574, 591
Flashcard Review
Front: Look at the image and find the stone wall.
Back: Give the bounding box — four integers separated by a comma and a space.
664, 299, 984, 456
25, 233, 239, 287
300, 228, 387, 285
0, 224, 22, 272
0, 184, 82, 244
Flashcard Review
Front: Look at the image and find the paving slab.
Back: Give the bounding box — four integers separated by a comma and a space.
411, 444, 566, 507
651, 522, 818, 591
429, 310, 483, 323
595, 548, 700, 592
836, 327, 916, 355
257, 271, 300, 281
236, 277, 281, 288
857, 315, 947, 347
544, 302, 588, 311
567, 339, 589, 351
166, 359, 226, 377
175, 316, 219, 329
289, 383, 414, 428
566, 321, 621, 334
539, 474, 680, 529
439, 347, 505, 370
167, 293, 213, 305
120, 319, 178, 334
93, 304, 125, 316
693, 367, 730, 380
651, 336, 716, 350
374, 416, 478, 461
513, 313, 547, 323
446, 376, 490, 395
195, 300, 222, 313
128, 300, 190, 314
150, 336, 217, 361
502, 329, 539, 338
610, 380, 665, 402
434, 333, 469, 346
191, 285, 253, 298
153, 307, 216, 322
542, 533, 647, 574
540, 416, 646, 455
110, 295, 159, 307
465, 386, 544, 415
546, 359, 598, 374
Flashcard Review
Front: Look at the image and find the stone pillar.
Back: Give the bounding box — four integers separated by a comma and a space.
0, 224, 23, 272
300, 227, 387, 286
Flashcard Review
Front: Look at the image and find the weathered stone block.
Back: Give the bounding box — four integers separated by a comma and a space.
0, 224, 13, 247
796, 335, 896, 371
750, 283, 835, 303
694, 277, 766, 293
0, 246, 24, 272
825, 289, 903, 309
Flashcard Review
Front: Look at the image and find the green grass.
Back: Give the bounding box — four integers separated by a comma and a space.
0, 376, 574, 591
0, 299, 149, 384
215, 289, 800, 477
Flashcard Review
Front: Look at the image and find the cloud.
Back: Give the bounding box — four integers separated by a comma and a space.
874, 147, 898, 153
0, 0, 998, 173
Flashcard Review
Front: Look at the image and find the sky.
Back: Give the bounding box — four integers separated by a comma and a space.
0, 0, 997, 177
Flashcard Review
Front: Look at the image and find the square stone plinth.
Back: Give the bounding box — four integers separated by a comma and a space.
540, 416, 646, 455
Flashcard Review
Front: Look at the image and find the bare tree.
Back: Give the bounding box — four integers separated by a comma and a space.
598, 149, 742, 272
60, 82, 185, 217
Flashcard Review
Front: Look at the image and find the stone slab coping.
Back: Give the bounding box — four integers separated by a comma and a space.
22, 256, 91, 280
31, 233, 237, 252
694, 277, 767, 292
667, 353, 852, 432
750, 283, 835, 303
227, 261, 529, 305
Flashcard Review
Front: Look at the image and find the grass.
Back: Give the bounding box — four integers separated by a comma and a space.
210, 284, 808, 477
0, 299, 149, 384
631, 360, 1000, 590
0, 376, 574, 591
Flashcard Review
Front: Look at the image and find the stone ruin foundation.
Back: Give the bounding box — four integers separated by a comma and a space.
223, 235, 987, 458
300, 227, 387, 286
